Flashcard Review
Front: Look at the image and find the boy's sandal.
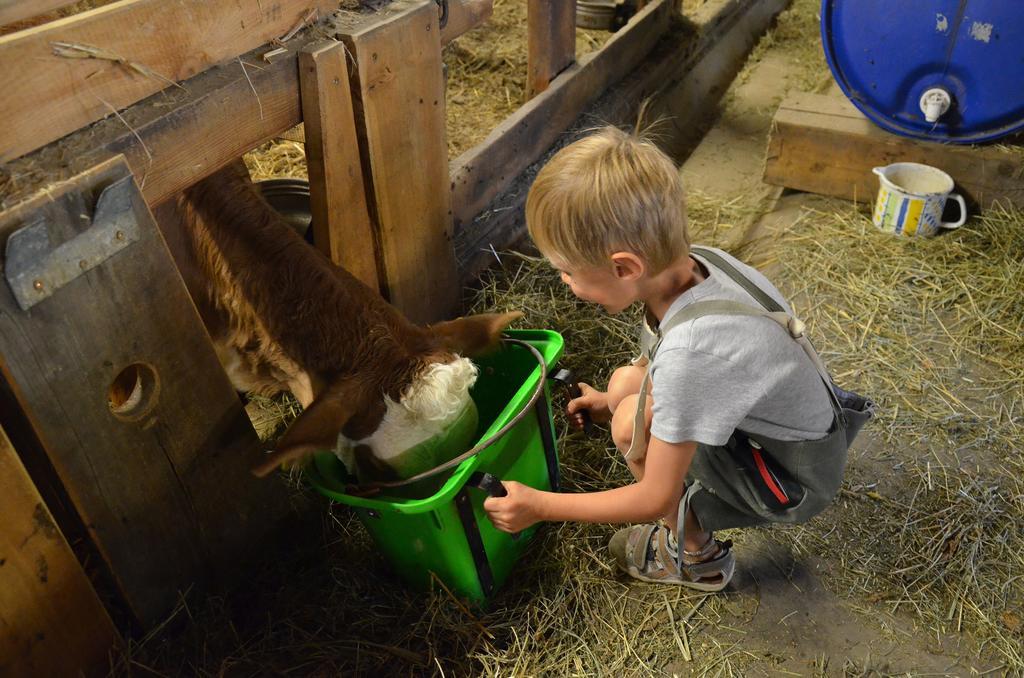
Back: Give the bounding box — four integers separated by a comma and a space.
608, 523, 735, 592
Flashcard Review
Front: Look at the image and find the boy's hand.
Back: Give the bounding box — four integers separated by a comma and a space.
483, 481, 543, 533
567, 382, 611, 428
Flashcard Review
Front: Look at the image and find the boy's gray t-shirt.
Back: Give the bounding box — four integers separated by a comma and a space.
648, 246, 833, 446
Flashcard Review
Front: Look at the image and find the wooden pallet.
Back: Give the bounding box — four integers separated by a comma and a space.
764, 92, 1024, 210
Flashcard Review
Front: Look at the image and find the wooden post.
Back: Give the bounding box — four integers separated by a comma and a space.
527, 0, 576, 98
0, 423, 119, 677
338, 0, 458, 323
299, 40, 381, 292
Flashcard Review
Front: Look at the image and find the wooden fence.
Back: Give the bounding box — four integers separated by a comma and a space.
0, 0, 789, 673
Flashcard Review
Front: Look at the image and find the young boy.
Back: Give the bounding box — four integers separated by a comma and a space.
483, 126, 865, 591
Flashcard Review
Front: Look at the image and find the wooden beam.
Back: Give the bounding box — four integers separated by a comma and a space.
764, 92, 1024, 210
526, 0, 575, 98
0, 38, 308, 211
442, 0, 492, 46
338, 0, 458, 323
299, 40, 381, 292
0, 4, 495, 214
0, 424, 119, 678
450, 0, 675, 236
0, 0, 339, 163
0, 0, 77, 27
453, 0, 789, 280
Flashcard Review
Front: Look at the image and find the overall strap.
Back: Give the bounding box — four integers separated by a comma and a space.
658, 300, 844, 419
684, 247, 842, 417
690, 246, 784, 313
655, 248, 845, 574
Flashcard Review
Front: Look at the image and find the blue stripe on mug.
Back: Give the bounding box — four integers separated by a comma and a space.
894, 198, 909, 235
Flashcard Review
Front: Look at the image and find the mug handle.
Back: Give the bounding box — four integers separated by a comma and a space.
940, 194, 967, 230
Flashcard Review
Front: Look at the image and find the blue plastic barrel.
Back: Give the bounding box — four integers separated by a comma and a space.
822, 2, 1024, 143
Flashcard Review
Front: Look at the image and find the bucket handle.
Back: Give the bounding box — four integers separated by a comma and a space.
343, 337, 549, 496
467, 471, 521, 540
940, 194, 967, 230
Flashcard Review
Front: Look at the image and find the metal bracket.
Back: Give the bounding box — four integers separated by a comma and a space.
4, 175, 139, 311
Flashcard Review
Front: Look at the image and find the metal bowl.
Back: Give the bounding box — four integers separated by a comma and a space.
256, 178, 314, 243
576, 0, 617, 31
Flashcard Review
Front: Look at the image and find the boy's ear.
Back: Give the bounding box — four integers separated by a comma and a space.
610, 252, 646, 280
428, 311, 524, 357
251, 380, 358, 478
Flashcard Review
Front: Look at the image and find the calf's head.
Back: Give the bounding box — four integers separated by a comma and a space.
251, 310, 522, 479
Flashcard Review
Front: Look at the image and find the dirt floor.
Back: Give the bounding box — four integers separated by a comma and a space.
107, 1, 1022, 676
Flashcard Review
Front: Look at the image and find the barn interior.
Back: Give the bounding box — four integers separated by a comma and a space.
1, 1, 1022, 676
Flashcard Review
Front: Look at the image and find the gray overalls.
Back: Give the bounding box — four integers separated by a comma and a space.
625, 247, 874, 556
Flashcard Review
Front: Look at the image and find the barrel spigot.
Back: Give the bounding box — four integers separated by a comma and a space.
919, 87, 951, 123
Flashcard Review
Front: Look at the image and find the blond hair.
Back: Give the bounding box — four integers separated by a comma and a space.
525, 126, 689, 274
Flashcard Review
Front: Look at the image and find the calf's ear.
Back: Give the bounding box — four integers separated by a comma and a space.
251, 380, 357, 478
428, 311, 524, 357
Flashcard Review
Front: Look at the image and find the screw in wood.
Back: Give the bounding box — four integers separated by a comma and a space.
33, 280, 44, 290
115, 230, 125, 240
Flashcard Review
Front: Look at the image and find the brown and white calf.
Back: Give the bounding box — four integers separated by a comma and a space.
157, 161, 519, 480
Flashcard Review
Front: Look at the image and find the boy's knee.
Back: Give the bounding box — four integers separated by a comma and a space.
611, 395, 639, 453
608, 365, 645, 412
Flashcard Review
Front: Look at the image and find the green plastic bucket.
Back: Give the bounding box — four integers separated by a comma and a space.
305, 329, 564, 603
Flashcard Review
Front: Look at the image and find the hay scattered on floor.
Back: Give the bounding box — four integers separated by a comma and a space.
754, 201, 1024, 672
734, 0, 833, 94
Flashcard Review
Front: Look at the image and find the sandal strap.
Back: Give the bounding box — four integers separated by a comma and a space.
654, 526, 680, 577
625, 523, 660, 572
675, 483, 699, 572
681, 540, 734, 579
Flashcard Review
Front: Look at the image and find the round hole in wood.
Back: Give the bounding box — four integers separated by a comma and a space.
108, 363, 160, 422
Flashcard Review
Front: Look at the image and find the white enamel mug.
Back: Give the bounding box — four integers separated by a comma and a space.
871, 163, 967, 237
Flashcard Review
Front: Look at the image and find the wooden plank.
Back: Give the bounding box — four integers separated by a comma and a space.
0, 4, 494, 214
442, 0, 492, 46
0, 0, 77, 27
0, 38, 308, 212
0, 156, 292, 626
453, 0, 789, 280
0, 423, 119, 678
450, 0, 675, 235
526, 0, 575, 98
338, 0, 457, 323
0, 0, 339, 163
764, 92, 1024, 210
299, 40, 381, 291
